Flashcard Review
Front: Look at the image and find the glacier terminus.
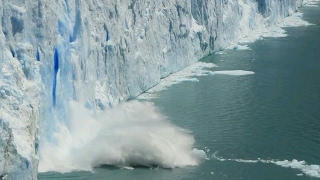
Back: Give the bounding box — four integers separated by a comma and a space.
0, 0, 318, 179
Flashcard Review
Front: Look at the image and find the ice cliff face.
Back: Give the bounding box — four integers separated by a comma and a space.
0, 0, 311, 179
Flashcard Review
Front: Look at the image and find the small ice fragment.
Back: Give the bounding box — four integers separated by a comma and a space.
192, 149, 207, 159
215, 51, 226, 55
122, 166, 134, 170
233, 44, 251, 50
178, 78, 199, 82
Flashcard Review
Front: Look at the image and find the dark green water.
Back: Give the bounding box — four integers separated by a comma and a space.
39, 5, 320, 180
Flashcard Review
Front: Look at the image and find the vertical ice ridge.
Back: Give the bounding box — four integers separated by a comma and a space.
0, 1, 42, 179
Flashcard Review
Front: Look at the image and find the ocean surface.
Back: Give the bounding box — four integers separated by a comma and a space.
39, 4, 320, 180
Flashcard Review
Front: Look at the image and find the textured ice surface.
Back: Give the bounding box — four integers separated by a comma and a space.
0, 0, 318, 178
212, 153, 320, 178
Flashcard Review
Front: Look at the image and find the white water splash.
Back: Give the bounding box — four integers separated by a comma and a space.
38, 101, 205, 173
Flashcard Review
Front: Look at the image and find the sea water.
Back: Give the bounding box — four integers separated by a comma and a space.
39, 4, 320, 180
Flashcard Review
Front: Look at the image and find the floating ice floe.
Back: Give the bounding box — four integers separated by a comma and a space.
233, 44, 252, 50
212, 152, 320, 178
138, 62, 217, 96
211, 70, 255, 76
215, 51, 227, 55
137, 62, 256, 99
304, 0, 320, 7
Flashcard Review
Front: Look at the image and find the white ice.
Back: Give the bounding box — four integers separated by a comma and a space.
215, 51, 227, 55
0, 0, 318, 177
233, 8, 315, 48
138, 62, 217, 96
212, 152, 320, 178
211, 70, 255, 76
304, 0, 320, 7
232, 44, 252, 50
138, 67, 255, 100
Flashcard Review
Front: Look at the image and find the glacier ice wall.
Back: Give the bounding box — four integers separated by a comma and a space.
0, 0, 312, 178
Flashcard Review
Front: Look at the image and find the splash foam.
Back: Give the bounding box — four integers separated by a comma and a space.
38, 101, 204, 173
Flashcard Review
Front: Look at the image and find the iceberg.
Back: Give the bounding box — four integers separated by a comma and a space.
0, 0, 318, 178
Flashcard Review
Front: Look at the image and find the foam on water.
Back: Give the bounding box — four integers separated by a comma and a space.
38, 100, 205, 173
212, 152, 320, 178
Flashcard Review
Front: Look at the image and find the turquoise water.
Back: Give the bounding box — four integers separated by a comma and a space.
39, 4, 320, 180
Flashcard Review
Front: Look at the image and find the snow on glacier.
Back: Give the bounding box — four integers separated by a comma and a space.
0, 0, 318, 178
